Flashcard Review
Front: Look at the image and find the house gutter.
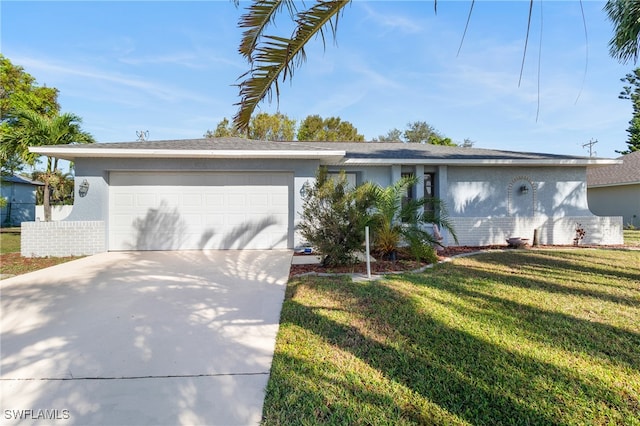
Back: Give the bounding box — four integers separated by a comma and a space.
588, 181, 640, 188
340, 158, 622, 166
29, 147, 346, 162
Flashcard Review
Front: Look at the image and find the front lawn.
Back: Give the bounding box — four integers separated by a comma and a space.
0, 228, 82, 278
0, 227, 21, 253
264, 249, 640, 425
625, 229, 640, 247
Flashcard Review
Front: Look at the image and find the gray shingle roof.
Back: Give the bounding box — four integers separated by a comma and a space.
0, 174, 44, 186
49, 138, 595, 159
32, 137, 618, 166
75, 137, 333, 151
587, 150, 640, 187
292, 141, 590, 161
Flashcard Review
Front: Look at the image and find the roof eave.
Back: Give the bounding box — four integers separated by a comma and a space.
588, 181, 640, 188
28, 147, 346, 162
341, 158, 621, 166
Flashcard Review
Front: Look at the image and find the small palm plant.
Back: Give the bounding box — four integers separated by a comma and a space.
365, 175, 457, 261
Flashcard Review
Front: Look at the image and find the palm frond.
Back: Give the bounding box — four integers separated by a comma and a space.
420, 198, 459, 245
238, 0, 297, 61
605, 0, 640, 64
234, 0, 350, 132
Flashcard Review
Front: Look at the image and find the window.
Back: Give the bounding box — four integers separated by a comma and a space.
401, 172, 414, 222
424, 173, 435, 212
400, 172, 436, 219
401, 172, 414, 199
327, 172, 357, 188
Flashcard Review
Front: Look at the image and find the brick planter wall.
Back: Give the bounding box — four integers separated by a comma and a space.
21, 221, 106, 258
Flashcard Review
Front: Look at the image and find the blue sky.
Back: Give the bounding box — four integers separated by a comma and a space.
1, 1, 635, 158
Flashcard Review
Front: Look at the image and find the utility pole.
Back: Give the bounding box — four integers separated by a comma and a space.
582, 138, 598, 157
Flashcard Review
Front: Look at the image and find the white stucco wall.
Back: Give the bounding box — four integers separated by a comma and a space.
35, 205, 73, 221
28, 159, 623, 256
328, 164, 622, 246
445, 166, 592, 218
588, 184, 640, 228
443, 166, 621, 245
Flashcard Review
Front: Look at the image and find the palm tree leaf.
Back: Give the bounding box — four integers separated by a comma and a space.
605, 0, 640, 64
238, 0, 297, 61
234, 0, 350, 132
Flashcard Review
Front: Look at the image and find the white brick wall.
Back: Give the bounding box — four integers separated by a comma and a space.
21, 221, 106, 258
448, 216, 623, 246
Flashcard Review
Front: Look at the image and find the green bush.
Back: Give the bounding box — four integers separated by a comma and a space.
298, 168, 375, 267
364, 175, 458, 260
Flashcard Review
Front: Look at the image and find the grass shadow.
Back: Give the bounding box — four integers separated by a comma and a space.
264, 266, 640, 425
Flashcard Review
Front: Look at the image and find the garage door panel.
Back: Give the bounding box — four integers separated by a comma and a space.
109, 172, 291, 251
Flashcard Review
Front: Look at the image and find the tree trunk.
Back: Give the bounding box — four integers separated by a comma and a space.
44, 181, 51, 222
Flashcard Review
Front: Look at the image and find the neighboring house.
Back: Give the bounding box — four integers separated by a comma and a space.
0, 175, 43, 227
23, 138, 623, 257
587, 151, 640, 228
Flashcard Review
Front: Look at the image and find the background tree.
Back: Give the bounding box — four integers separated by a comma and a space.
249, 112, 296, 140
375, 122, 458, 145
617, 68, 640, 154
204, 117, 244, 138
373, 128, 403, 142
1, 55, 60, 173
297, 114, 364, 141
3, 110, 94, 220
205, 112, 295, 140
32, 170, 75, 206
403, 121, 455, 145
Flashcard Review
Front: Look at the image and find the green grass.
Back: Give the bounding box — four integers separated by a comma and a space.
0, 228, 21, 253
624, 229, 640, 247
263, 249, 640, 425
1, 228, 82, 278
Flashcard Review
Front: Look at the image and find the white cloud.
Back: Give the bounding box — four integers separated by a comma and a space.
358, 2, 423, 35
12, 56, 213, 104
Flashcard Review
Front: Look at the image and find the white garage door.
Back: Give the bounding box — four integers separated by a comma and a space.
109, 172, 291, 251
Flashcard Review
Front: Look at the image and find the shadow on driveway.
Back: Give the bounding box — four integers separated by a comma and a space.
1, 250, 292, 425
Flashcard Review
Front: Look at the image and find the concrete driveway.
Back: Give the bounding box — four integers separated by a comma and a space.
0, 250, 292, 425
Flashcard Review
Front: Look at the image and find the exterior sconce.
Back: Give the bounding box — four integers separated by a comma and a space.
520, 184, 529, 195
79, 179, 90, 197
300, 182, 311, 197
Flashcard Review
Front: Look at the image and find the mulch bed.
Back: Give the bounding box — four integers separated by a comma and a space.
0, 252, 82, 277
288, 244, 632, 278
289, 246, 503, 277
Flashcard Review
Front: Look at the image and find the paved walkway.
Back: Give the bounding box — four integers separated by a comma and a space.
0, 250, 292, 425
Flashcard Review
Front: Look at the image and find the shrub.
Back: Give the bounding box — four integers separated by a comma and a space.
298, 168, 375, 267
365, 176, 458, 261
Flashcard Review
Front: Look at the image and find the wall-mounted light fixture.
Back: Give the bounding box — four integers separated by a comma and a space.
300, 181, 311, 197
520, 184, 529, 195
79, 179, 90, 197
